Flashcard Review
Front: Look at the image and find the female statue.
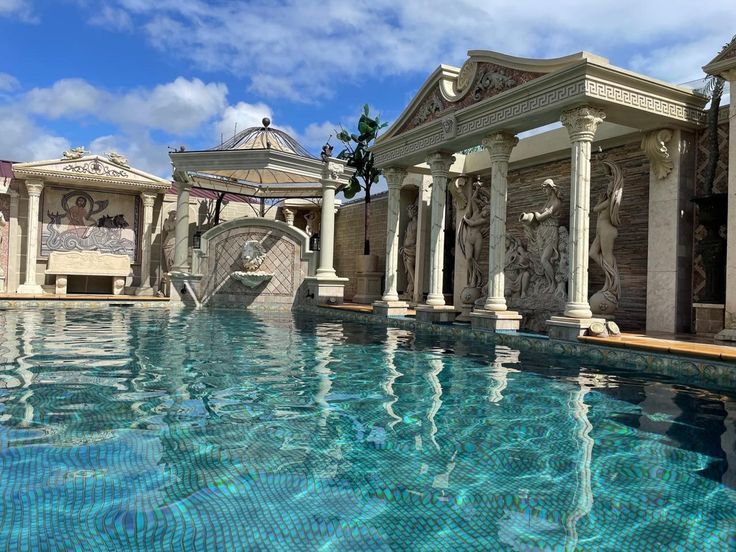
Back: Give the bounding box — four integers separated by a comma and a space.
400, 202, 418, 296
458, 182, 490, 289
162, 210, 176, 271
589, 160, 623, 311
520, 179, 562, 292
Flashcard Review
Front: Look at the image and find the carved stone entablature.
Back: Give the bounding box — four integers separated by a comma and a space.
63, 159, 129, 178
641, 129, 674, 180
398, 62, 545, 134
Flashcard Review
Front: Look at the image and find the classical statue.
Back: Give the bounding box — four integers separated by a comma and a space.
162, 210, 176, 271
62, 146, 85, 160
457, 182, 490, 289
519, 179, 562, 293
589, 160, 624, 314
304, 211, 319, 237
400, 202, 419, 297
106, 151, 129, 168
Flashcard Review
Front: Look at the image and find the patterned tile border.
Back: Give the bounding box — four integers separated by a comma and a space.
299, 305, 736, 388
0, 300, 176, 310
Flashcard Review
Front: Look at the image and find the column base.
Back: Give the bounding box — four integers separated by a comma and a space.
16, 283, 44, 295
353, 272, 383, 304
470, 309, 522, 332
305, 276, 348, 306
546, 316, 606, 341
373, 300, 408, 317
414, 304, 458, 324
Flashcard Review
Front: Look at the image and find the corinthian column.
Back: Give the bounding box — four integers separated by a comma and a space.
17, 179, 44, 294
483, 132, 518, 310
316, 161, 343, 279
136, 192, 157, 295
171, 170, 192, 273
560, 106, 606, 319
381, 167, 407, 301
425, 152, 455, 306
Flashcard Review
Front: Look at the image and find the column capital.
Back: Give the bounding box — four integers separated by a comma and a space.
320, 159, 347, 187
140, 191, 157, 208
172, 169, 193, 192
560, 105, 606, 142
425, 151, 455, 178
25, 179, 44, 197
383, 167, 408, 191
482, 132, 518, 162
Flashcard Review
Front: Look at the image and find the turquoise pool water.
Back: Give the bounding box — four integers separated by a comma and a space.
0, 308, 734, 551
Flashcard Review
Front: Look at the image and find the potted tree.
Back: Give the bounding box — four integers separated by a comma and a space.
336, 105, 388, 275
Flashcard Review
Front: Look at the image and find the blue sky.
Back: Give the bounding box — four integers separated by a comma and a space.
1, 0, 734, 178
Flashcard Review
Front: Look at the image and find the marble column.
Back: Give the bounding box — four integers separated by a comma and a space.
483, 132, 518, 310
172, 170, 192, 273
136, 192, 157, 295
717, 69, 736, 340
316, 162, 342, 279
425, 152, 455, 306
560, 106, 606, 319
381, 168, 407, 302
17, 179, 44, 294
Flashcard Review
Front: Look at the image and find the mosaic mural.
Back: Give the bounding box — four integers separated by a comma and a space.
41, 188, 139, 261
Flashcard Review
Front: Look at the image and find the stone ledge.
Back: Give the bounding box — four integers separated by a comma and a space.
470, 309, 522, 331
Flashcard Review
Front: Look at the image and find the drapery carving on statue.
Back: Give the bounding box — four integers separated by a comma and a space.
396, 62, 545, 135
400, 201, 419, 298
589, 160, 623, 315
162, 210, 176, 271
497, 179, 569, 331
458, 182, 490, 289
449, 176, 470, 210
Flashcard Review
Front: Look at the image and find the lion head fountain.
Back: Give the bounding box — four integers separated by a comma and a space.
230, 240, 273, 288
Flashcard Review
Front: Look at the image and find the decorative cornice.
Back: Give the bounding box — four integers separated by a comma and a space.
641, 129, 674, 180
560, 105, 606, 142
482, 132, 518, 162
383, 167, 408, 190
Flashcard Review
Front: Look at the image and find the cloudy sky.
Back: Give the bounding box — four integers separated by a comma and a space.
1, 0, 733, 177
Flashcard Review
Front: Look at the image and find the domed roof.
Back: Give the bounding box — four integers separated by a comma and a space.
213, 117, 314, 159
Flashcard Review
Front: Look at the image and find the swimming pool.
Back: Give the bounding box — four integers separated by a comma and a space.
0, 308, 734, 550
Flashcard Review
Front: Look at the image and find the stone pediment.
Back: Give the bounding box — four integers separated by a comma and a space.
12, 154, 170, 190
703, 35, 736, 76
384, 51, 608, 138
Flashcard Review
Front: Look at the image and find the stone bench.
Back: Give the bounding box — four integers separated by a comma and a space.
46, 251, 132, 295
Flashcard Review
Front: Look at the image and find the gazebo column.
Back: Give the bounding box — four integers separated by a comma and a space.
547, 105, 606, 340
716, 68, 736, 341
306, 158, 349, 304
374, 167, 408, 317
135, 192, 157, 295
471, 132, 522, 331
415, 152, 457, 323
17, 179, 44, 295
171, 170, 192, 273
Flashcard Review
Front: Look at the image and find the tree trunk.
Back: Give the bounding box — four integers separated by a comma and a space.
214, 192, 226, 225
704, 81, 724, 195
363, 186, 371, 255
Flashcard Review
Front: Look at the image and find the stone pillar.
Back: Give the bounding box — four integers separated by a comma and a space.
305, 159, 349, 305
471, 132, 522, 331
547, 106, 605, 340
717, 69, 736, 341
7, 189, 20, 292
415, 152, 458, 323
374, 168, 408, 317
172, 171, 192, 273
136, 192, 157, 295
17, 179, 44, 294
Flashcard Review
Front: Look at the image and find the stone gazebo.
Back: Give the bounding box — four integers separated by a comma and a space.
10, 151, 170, 295
168, 119, 355, 306
372, 50, 707, 339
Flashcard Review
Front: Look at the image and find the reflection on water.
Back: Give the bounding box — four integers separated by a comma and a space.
0, 308, 735, 550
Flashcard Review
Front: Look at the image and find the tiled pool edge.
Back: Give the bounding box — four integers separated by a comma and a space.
299, 305, 736, 387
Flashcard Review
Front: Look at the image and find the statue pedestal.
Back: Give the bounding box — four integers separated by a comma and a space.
470, 309, 522, 332
415, 304, 458, 324
546, 316, 606, 341
373, 300, 408, 317
353, 272, 382, 304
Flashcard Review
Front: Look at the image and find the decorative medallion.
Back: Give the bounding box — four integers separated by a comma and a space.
62, 159, 129, 178
454, 60, 478, 97
440, 113, 457, 140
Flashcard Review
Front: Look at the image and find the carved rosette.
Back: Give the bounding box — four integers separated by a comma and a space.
482, 132, 519, 162
641, 129, 674, 179
560, 106, 606, 141
383, 167, 408, 191
454, 60, 478, 98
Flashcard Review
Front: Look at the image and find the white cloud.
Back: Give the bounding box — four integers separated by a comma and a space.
214, 101, 272, 146
88, 5, 133, 31
89, 133, 172, 177
0, 73, 20, 92
0, 0, 36, 22
87, 0, 735, 101
0, 107, 69, 162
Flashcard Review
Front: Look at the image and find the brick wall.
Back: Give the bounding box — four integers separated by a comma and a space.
334, 193, 388, 300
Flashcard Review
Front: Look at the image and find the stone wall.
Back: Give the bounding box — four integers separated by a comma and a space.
334, 194, 388, 300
